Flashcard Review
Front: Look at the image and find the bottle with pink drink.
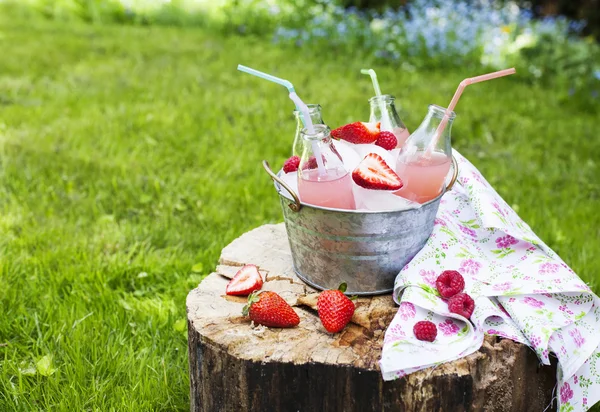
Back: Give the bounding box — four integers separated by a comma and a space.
394, 104, 454, 203
368, 95, 410, 147
297, 124, 355, 210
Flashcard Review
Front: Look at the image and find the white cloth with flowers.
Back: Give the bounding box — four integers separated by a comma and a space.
380, 150, 600, 412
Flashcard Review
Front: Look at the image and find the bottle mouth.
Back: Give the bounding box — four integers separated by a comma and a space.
293, 104, 322, 115
429, 104, 456, 120
368, 94, 395, 104
301, 124, 331, 140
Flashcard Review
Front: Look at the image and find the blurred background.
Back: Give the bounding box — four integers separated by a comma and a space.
0, 0, 598, 410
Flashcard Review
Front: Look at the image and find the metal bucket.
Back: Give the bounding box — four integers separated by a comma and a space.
263, 157, 458, 296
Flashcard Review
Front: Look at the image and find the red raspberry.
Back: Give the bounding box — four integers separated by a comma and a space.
375, 131, 398, 150
413, 320, 437, 342
283, 156, 300, 173
436, 270, 465, 298
448, 293, 475, 319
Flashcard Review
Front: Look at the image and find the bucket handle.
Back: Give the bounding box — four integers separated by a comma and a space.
263, 154, 458, 212
446, 155, 459, 191
262, 160, 303, 212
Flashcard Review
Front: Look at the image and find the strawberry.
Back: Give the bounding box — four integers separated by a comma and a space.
331, 122, 380, 144
242, 291, 300, 328
317, 283, 355, 333
352, 153, 403, 190
225, 264, 263, 296
375, 131, 398, 150
283, 156, 300, 173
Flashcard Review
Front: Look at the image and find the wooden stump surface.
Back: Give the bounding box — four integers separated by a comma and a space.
187, 223, 557, 412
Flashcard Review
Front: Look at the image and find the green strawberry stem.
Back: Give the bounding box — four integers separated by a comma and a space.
242, 291, 260, 317
338, 283, 347, 293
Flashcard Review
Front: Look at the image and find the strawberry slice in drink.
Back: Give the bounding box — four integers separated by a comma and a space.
331, 122, 380, 144
352, 153, 403, 191
225, 264, 263, 296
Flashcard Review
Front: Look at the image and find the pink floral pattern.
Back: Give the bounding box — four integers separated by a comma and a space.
398, 302, 416, 320
459, 259, 481, 275
419, 269, 437, 287
438, 319, 460, 336
523, 297, 544, 308
560, 382, 574, 404
539, 262, 560, 275
495, 235, 518, 249
569, 328, 586, 348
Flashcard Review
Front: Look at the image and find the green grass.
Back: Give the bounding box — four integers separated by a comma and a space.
0, 6, 598, 411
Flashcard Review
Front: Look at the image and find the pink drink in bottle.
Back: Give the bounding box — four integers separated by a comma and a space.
394, 105, 455, 203
297, 125, 355, 210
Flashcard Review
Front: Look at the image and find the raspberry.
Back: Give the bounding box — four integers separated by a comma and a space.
436, 270, 465, 298
447, 293, 475, 319
283, 156, 300, 173
375, 131, 398, 150
413, 320, 437, 342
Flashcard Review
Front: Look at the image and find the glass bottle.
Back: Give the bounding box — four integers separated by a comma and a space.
292, 104, 325, 157
368, 95, 410, 148
394, 104, 454, 204
297, 124, 355, 210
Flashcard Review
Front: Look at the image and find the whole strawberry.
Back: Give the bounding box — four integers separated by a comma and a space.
436, 270, 465, 299
242, 291, 300, 328
331, 122, 380, 144
317, 283, 355, 333
413, 320, 437, 342
447, 292, 475, 319
375, 131, 398, 150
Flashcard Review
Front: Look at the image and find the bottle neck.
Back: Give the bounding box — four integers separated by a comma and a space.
294, 105, 323, 128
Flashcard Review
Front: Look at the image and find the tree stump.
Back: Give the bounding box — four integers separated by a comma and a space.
187, 223, 557, 412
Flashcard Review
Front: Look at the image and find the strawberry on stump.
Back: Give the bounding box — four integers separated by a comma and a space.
242, 291, 300, 328
317, 283, 356, 333
225, 264, 263, 296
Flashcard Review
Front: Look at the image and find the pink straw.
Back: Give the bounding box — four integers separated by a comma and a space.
425, 68, 516, 157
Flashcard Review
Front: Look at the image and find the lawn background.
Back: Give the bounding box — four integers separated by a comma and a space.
0, 5, 598, 411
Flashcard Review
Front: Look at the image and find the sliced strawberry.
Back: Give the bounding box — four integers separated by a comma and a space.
352, 153, 403, 190
331, 122, 380, 144
225, 264, 263, 296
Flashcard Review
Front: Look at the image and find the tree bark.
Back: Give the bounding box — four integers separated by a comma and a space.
187, 223, 556, 412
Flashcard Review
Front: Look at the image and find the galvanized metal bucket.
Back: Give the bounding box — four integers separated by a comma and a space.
263, 157, 458, 296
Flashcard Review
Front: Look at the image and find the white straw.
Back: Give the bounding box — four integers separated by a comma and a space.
288, 92, 326, 176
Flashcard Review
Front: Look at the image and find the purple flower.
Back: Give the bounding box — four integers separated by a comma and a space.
560, 383, 573, 404
384, 323, 406, 344
438, 319, 460, 336
398, 302, 416, 320
493, 282, 512, 292
523, 297, 544, 308
460, 259, 482, 275
419, 269, 437, 287
583, 398, 587, 405
531, 336, 542, 349
569, 328, 585, 348
574, 376, 578, 384
538, 262, 560, 275
434, 218, 447, 226
459, 225, 477, 237
487, 329, 508, 338
441, 243, 448, 250
495, 235, 519, 249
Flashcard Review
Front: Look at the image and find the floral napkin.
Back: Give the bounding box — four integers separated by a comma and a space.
380, 151, 600, 412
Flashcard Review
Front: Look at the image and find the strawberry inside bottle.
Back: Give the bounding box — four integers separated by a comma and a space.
297, 124, 356, 210
368, 95, 410, 148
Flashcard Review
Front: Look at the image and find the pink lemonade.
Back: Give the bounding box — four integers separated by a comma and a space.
392, 127, 410, 148
394, 152, 451, 203
298, 168, 355, 210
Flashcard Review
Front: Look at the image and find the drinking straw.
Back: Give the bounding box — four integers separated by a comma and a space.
360, 69, 382, 97
237, 64, 296, 94
425, 68, 516, 157
289, 92, 326, 176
